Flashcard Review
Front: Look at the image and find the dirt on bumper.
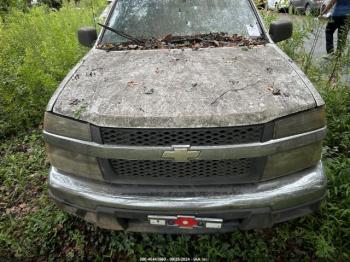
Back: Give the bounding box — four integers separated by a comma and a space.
48, 162, 326, 233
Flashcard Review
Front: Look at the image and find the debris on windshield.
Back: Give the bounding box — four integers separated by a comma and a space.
266, 67, 273, 74
127, 80, 139, 87
211, 89, 234, 105
144, 87, 154, 95
267, 84, 282, 96
97, 33, 266, 51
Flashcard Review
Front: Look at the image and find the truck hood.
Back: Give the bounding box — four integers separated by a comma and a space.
51, 44, 323, 128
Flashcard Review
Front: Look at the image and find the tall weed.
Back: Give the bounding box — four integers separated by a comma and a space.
0, 0, 104, 138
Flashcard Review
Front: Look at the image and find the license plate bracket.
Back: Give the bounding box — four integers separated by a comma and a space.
148, 215, 223, 229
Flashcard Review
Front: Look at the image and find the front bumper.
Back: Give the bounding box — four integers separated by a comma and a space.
49, 161, 326, 233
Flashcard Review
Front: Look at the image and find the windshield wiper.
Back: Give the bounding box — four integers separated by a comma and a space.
98, 23, 142, 45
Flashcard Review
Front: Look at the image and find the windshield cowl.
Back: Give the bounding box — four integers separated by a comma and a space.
97, 32, 266, 51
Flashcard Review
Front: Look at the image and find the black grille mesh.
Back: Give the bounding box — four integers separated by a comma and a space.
109, 159, 257, 184
101, 126, 264, 146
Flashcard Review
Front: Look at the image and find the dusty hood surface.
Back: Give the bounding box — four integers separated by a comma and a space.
52, 44, 322, 128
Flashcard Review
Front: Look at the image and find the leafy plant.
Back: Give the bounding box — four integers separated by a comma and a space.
0, 0, 104, 139
0, 0, 29, 17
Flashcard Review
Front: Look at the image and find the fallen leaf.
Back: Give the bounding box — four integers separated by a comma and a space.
98, 33, 266, 51
144, 87, 154, 95
127, 80, 139, 87
69, 98, 79, 106
162, 34, 173, 42
272, 88, 281, 96
267, 85, 274, 91
266, 67, 273, 74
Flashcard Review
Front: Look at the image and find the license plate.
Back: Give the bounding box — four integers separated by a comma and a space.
148, 215, 223, 229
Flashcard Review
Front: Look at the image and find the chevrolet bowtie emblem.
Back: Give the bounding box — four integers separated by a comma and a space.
162, 146, 201, 162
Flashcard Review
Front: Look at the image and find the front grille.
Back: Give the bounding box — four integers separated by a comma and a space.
94, 124, 271, 185
100, 125, 265, 146
102, 158, 264, 185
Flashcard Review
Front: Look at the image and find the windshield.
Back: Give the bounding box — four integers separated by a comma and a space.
100, 0, 262, 45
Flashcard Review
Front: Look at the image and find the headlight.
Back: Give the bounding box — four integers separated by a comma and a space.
44, 112, 91, 141
44, 112, 102, 180
274, 107, 326, 139
265, 107, 325, 180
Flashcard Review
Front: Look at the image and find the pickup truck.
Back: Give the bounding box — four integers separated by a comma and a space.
44, 0, 327, 233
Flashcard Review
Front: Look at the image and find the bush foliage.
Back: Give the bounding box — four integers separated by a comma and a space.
0, 0, 103, 138
0, 0, 28, 15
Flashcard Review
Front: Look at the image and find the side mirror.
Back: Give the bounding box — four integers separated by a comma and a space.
77, 27, 97, 47
269, 19, 293, 43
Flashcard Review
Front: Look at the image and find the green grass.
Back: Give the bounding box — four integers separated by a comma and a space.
0, 3, 350, 262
